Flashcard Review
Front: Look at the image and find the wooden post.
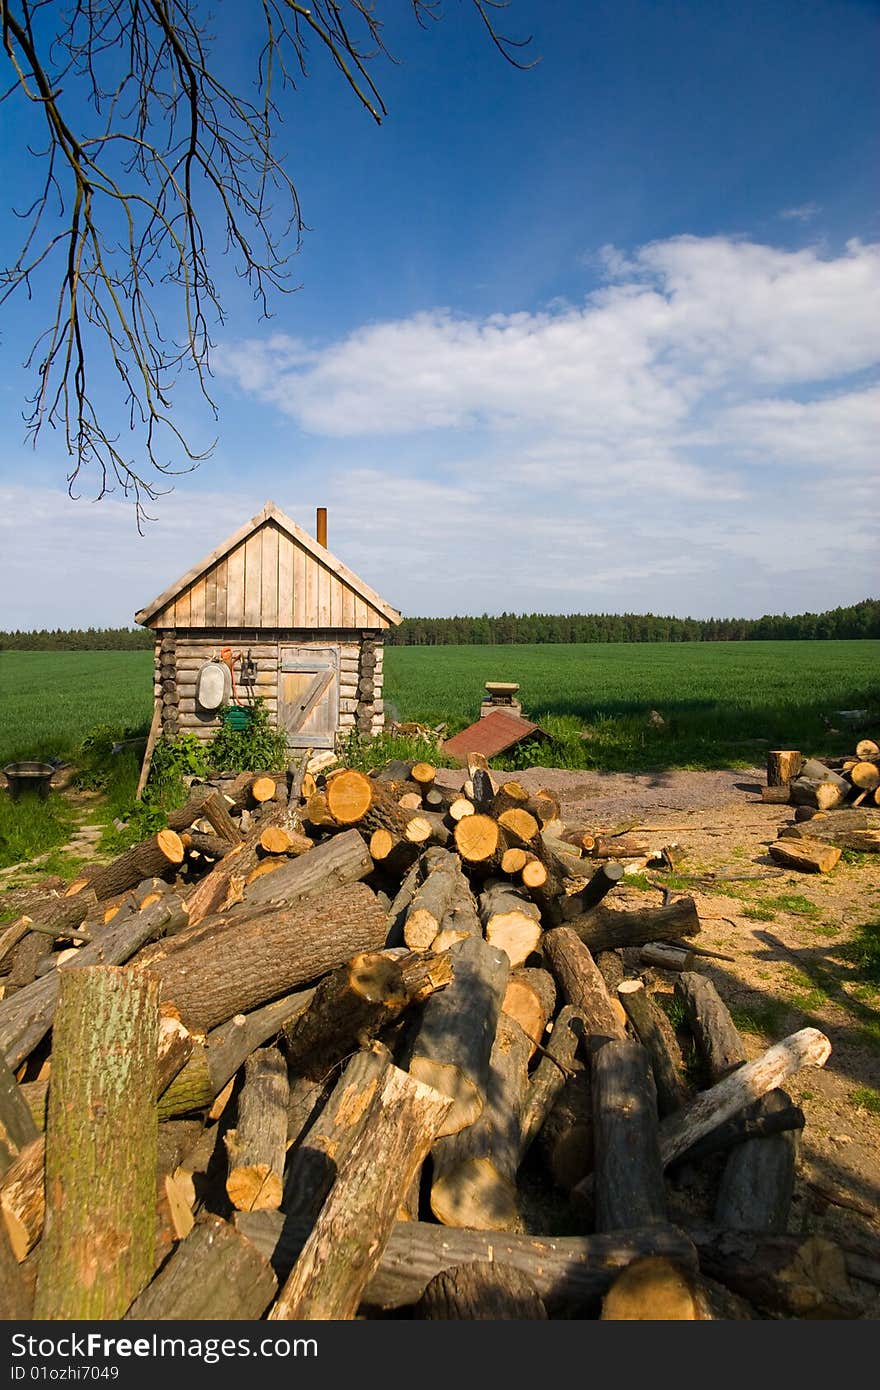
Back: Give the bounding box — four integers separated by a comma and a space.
34, 967, 159, 1319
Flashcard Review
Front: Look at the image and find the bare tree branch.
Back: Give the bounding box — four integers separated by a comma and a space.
0, 1, 534, 526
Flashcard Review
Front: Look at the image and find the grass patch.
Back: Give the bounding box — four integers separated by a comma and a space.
743, 904, 777, 922
764, 894, 821, 917
729, 1000, 790, 1037
839, 919, 880, 985
0, 791, 76, 870
851, 1086, 880, 1116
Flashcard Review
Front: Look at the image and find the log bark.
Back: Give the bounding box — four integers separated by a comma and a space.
674, 972, 746, 1083
182, 804, 288, 925
686, 1225, 862, 1319
761, 785, 793, 804
384, 857, 423, 946
479, 882, 542, 967
767, 750, 804, 787
640, 942, 696, 972
407, 935, 510, 1137
143, 880, 387, 1033
517, 1005, 586, 1164
656, 1028, 831, 1168
281, 952, 411, 1082
592, 1040, 667, 1232
543, 927, 626, 1047
0, 1055, 39, 1177
414, 1261, 548, 1319
225, 1047, 289, 1212
789, 777, 847, 811
166, 788, 242, 843
238, 827, 373, 909
0, 894, 186, 1071
778, 818, 880, 853
124, 1213, 277, 1321
565, 897, 701, 953
403, 851, 463, 950
282, 1045, 392, 1231
562, 861, 625, 915
768, 837, 842, 873
267, 1064, 452, 1320
237, 1210, 698, 1315
668, 1099, 804, 1168
33, 967, 159, 1319
429, 1012, 531, 1231
159, 989, 315, 1121
87, 830, 185, 901
617, 979, 688, 1116
713, 1089, 797, 1233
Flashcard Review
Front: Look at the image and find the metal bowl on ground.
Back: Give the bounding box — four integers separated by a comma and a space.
2, 761, 57, 801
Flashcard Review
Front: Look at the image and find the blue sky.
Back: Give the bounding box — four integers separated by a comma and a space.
0, 0, 878, 628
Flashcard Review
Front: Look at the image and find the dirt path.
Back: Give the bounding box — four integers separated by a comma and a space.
442, 763, 880, 1298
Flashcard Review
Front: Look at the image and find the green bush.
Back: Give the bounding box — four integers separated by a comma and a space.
207, 700, 290, 773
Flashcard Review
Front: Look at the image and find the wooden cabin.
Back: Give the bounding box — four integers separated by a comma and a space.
134, 501, 401, 752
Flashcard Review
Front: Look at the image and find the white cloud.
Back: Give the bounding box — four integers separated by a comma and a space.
780, 203, 821, 223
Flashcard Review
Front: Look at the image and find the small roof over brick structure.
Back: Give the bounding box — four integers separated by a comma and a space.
134, 501, 402, 630
441, 710, 548, 765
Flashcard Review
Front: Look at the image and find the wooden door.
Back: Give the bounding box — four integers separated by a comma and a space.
278, 648, 339, 748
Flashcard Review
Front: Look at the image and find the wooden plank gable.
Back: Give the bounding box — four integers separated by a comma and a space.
135, 503, 401, 630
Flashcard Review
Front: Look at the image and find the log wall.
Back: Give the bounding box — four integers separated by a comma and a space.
155, 630, 385, 745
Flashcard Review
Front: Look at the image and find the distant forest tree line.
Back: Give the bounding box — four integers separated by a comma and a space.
2, 599, 878, 650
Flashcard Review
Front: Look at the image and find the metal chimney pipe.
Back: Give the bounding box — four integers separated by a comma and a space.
316, 507, 327, 548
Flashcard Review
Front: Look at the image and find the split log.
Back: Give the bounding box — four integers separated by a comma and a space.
0, 893, 187, 1071
562, 861, 625, 915
767, 750, 804, 787
592, 1040, 667, 1232
239, 827, 373, 909
640, 943, 696, 972
224, 1047, 289, 1212
0, 1216, 29, 1317
429, 1012, 531, 1231
674, 972, 746, 1083
414, 1262, 548, 1319
33, 967, 159, 1319
0, 1055, 39, 1177
407, 935, 510, 1137
159, 989, 315, 1121
385, 857, 423, 947
543, 927, 626, 1047
86, 829, 185, 902
144, 881, 386, 1033
517, 1005, 586, 1163
156, 1011, 195, 1097
536, 1064, 593, 1192
430, 872, 481, 951
403, 851, 463, 950
124, 1213, 277, 1321
282, 952, 412, 1082
238, 1210, 699, 1315
686, 1226, 862, 1319
768, 837, 842, 873
267, 1064, 452, 1321
656, 1028, 831, 1169
778, 818, 880, 853
617, 979, 688, 1115
0, 890, 98, 971
469, 768, 496, 814
479, 882, 542, 968
565, 897, 701, 953
282, 1045, 392, 1231
0, 1136, 44, 1261
166, 788, 242, 843
502, 969, 557, 1059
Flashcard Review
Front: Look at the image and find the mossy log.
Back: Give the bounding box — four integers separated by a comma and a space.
33, 967, 159, 1319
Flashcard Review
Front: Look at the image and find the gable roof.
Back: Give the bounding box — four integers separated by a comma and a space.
134, 501, 402, 629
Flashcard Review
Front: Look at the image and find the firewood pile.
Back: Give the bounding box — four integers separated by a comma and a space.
761, 745, 880, 873
0, 754, 875, 1321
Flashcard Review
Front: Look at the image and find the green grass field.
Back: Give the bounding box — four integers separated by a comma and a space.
2, 640, 877, 773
